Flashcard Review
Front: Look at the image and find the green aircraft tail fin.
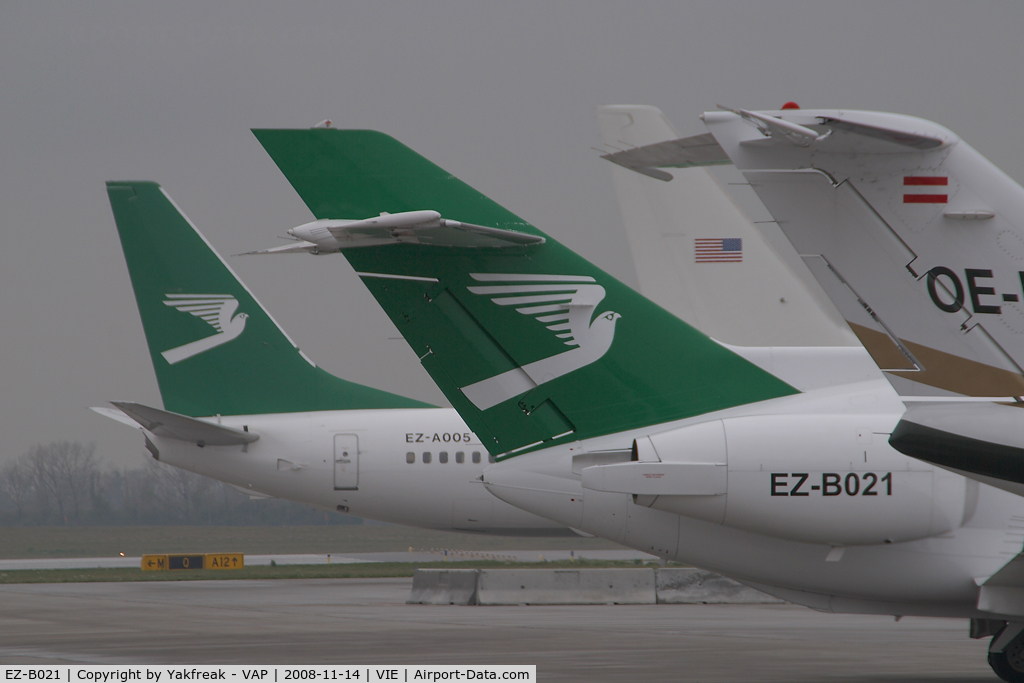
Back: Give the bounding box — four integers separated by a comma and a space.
106, 181, 431, 417
253, 130, 798, 455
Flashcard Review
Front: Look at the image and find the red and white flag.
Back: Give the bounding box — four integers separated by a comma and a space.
903, 176, 947, 204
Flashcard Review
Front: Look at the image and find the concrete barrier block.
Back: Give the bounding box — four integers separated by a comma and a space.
407, 569, 479, 605
477, 568, 656, 605
655, 568, 784, 604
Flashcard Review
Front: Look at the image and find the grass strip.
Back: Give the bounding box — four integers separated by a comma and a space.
0, 559, 682, 584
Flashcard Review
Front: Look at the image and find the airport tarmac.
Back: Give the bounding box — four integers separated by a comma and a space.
0, 578, 996, 682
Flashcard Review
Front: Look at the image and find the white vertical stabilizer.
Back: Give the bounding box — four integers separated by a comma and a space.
597, 105, 858, 348
702, 107, 1024, 398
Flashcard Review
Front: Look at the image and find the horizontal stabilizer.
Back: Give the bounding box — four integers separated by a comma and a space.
236, 240, 323, 255
602, 133, 730, 179
605, 110, 950, 178
90, 406, 143, 429
706, 107, 953, 154
281, 212, 545, 252
110, 401, 259, 446
720, 105, 825, 145
821, 116, 948, 151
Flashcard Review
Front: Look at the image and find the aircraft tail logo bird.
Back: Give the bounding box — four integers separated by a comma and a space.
160, 294, 249, 365
460, 274, 621, 410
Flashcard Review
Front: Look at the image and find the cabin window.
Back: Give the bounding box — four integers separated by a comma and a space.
488, 454, 496, 464
439, 451, 448, 464
422, 452, 432, 464
455, 451, 465, 464
406, 452, 415, 464
472, 451, 481, 464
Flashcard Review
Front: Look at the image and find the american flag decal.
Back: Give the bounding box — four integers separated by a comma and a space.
903, 176, 947, 204
695, 238, 742, 263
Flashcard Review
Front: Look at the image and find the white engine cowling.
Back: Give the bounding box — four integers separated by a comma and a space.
582, 414, 966, 546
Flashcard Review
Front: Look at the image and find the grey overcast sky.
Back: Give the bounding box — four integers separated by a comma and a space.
3, 1, 1023, 468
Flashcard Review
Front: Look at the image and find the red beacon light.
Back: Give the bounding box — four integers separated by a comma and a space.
780, 102, 800, 110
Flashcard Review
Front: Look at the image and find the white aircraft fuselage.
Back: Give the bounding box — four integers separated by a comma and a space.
148, 407, 565, 535
482, 378, 1024, 618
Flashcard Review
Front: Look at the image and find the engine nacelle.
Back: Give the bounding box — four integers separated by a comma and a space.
582, 414, 966, 546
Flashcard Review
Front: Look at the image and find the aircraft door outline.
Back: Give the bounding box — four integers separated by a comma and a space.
334, 434, 359, 490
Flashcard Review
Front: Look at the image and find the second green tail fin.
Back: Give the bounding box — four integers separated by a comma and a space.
254, 130, 798, 455
106, 181, 431, 417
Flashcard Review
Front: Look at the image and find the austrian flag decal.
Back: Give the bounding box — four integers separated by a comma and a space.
904, 176, 948, 204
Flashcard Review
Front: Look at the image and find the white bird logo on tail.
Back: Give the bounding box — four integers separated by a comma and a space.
460, 274, 621, 410
160, 294, 249, 365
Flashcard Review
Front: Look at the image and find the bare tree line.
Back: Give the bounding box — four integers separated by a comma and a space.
0, 441, 360, 526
